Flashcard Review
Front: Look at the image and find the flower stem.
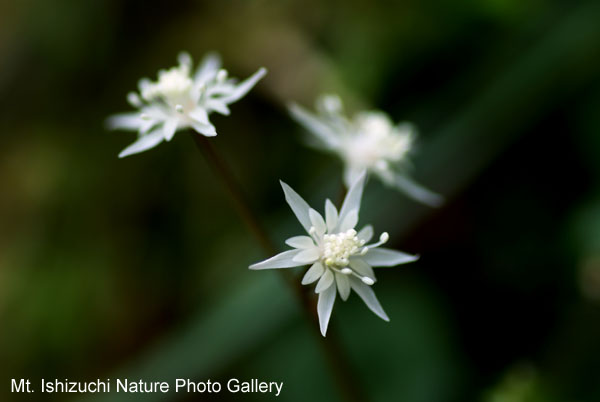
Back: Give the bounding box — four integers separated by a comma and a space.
190, 132, 369, 402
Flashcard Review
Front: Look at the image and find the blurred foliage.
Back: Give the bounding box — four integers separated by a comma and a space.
2, 0, 600, 401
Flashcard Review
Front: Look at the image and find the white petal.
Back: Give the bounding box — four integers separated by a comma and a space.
249, 249, 304, 270
335, 272, 350, 301
289, 103, 341, 149
325, 199, 338, 233
302, 262, 325, 285
362, 248, 419, 267
338, 209, 358, 232
285, 236, 315, 249
194, 52, 222, 83
338, 170, 367, 230
309, 208, 326, 236
358, 225, 374, 243
343, 165, 364, 188
349, 277, 389, 321
317, 284, 336, 336
189, 107, 209, 125
349, 258, 375, 279
106, 113, 142, 131
163, 118, 178, 141
220, 67, 267, 104
178, 52, 192, 70
292, 247, 320, 264
393, 175, 444, 207
118, 130, 164, 158
191, 122, 217, 137
205, 99, 231, 115
315, 269, 334, 294
280, 181, 312, 233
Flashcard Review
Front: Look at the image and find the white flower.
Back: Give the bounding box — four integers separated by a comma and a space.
249, 171, 418, 336
107, 52, 267, 158
289, 94, 443, 207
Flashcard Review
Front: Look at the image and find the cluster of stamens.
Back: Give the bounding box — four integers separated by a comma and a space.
322, 229, 366, 267
141, 66, 193, 102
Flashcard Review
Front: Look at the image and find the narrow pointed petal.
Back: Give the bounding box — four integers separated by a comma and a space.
349, 258, 375, 279
221, 67, 267, 104
317, 284, 336, 336
335, 273, 350, 301
289, 103, 340, 149
362, 248, 419, 267
292, 247, 320, 264
285, 235, 315, 249
309, 208, 326, 236
393, 175, 444, 207
280, 181, 312, 233
163, 118, 178, 141
325, 199, 338, 233
343, 165, 364, 188
315, 269, 334, 293
302, 262, 325, 285
249, 249, 303, 270
338, 170, 367, 230
205, 99, 231, 115
106, 113, 142, 131
358, 225, 374, 243
194, 52, 222, 83
189, 107, 209, 125
338, 209, 358, 232
191, 122, 217, 137
118, 130, 164, 158
349, 277, 389, 321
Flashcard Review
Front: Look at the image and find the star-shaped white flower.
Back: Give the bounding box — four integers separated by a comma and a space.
249, 171, 418, 336
289, 94, 443, 207
107, 52, 267, 158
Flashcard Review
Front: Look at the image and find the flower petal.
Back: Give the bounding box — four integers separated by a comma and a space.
338, 170, 367, 230
349, 277, 389, 321
189, 107, 209, 125
362, 247, 419, 267
280, 181, 312, 233
343, 165, 365, 188
358, 225, 374, 243
163, 118, 178, 141
194, 52, 222, 83
292, 247, 320, 264
249, 249, 303, 270
106, 113, 142, 131
205, 99, 231, 115
315, 269, 334, 294
349, 258, 375, 280
285, 235, 315, 249
393, 175, 444, 207
289, 103, 340, 149
317, 284, 336, 336
338, 209, 358, 232
309, 208, 326, 236
191, 122, 217, 137
302, 262, 325, 285
118, 130, 164, 158
325, 199, 338, 233
220, 67, 267, 104
335, 272, 350, 301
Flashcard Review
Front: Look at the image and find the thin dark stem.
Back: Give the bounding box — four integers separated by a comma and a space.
191, 132, 368, 402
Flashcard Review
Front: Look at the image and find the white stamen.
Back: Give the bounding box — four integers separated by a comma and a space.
380, 232, 389, 243
361, 277, 375, 285
217, 69, 228, 82
175, 104, 184, 113
322, 229, 363, 267
341, 268, 352, 275
140, 113, 151, 120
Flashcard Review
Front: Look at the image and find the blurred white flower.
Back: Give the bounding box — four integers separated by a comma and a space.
108, 52, 267, 158
249, 171, 418, 336
289, 94, 443, 207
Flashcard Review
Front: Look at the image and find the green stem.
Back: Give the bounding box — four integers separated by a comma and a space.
191, 132, 368, 402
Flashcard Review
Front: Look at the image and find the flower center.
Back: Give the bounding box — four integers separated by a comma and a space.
322, 229, 365, 267
141, 66, 193, 102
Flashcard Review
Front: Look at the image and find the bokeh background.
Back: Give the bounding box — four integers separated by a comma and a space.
2, 0, 600, 401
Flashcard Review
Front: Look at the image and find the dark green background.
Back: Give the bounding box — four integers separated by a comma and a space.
2, 0, 600, 401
